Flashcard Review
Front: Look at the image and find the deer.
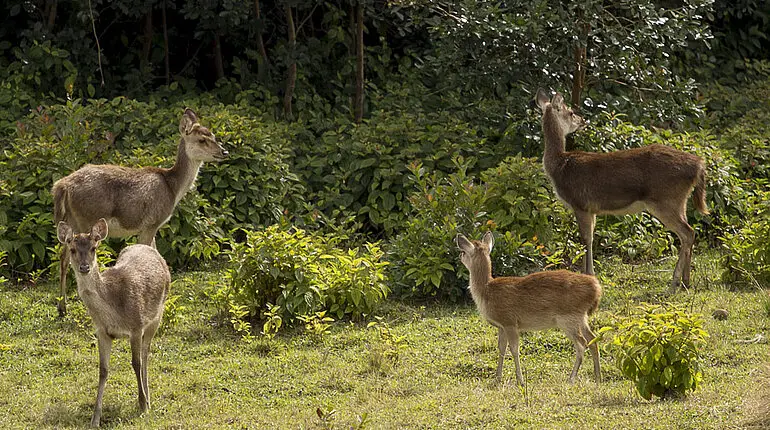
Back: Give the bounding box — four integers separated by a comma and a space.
57, 218, 170, 427
534, 89, 709, 293
52, 108, 227, 316
456, 232, 602, 385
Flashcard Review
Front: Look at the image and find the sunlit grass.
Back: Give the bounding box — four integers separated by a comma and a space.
0, 249, 767, 429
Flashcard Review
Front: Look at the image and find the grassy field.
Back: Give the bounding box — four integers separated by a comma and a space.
1, 249, 768, 429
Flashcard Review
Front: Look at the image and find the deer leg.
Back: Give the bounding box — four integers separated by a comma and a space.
57, 245, 70, 317
130, 333, 149, 413
562, 322, 586, 384
137, 229, 158, 248
503, 327, 523, 386
92, 331, 113, 428
495, 327, 507, 382
575, 210, 596, 275
581, 319, 601, 382
141, 322, 160, 410
649, 204, 694, 292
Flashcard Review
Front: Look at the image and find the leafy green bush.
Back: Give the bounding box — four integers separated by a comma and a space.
720, 186, 770, 287
597, 303, 709, 400
195, 108, 306, 230
221, 224, 389, 333
293, 110, 492, 235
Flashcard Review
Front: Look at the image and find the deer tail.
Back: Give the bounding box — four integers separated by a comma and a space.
588, 279, 602, 316
52, 183, 67, 223
693, 166, 709, 215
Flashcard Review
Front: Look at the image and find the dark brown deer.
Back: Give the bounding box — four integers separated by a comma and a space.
57, 218, 170, 427
52, 108, 227, 316
456, 232, 602, 385
535, 89, 709, 292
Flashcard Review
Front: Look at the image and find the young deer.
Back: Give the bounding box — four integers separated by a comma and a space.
535, 89, 709, 292
455, 232, 602, 385
456, 232, 602, 385
57, 218, 170, 428
53, 108, 227, 316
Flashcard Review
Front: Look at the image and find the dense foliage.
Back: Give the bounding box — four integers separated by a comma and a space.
1, 1, 769, 334
220, 224, 389, 334
720, 187, 770, 288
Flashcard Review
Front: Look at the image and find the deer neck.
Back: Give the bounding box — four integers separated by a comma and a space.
542, 117, 567, 168
73, 265, 105, 302
165, 139, 203, 205
467, 257, 494, 300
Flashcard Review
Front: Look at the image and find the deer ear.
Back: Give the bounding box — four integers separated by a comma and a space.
57, 222, 73, 244
179, 108, 199, 135
551, 93, 564, 108
482, 231, 494, 252
455, 234, 473, 253
535, 88, 550, 111
92, 219, 109, 241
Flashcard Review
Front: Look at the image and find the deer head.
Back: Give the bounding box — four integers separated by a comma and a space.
179, 108, 229, 162
57, 219, 109, 274
535, 89, 584, 138
456, 231, 494, 275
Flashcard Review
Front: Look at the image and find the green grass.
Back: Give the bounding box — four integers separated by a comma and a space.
1, 249, 768, 429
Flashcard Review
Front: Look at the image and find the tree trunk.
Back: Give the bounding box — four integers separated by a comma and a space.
254, 0, 269, 80
568, 19, 590, 151
353, 1, 364, 123
141, 9, 153, 69
45, 0, 58, 31
213, 32, 225, 81
162, 0, 170, 85
571, 45, 586, 110
283, 5, 297, 120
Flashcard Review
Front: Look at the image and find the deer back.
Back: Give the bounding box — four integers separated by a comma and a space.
53, 164, 174, 236
51, 108, 228, 237
457, 232, 600, 330
482, 271, 601, 330
83, 245, 170, 337
535, 90, 706, 215
547, 145, 705, 213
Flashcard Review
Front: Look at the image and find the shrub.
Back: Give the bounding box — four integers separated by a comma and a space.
222, 224, 389, 333
720, 186, 770, 287
597, 303, 709, 400
701, 80, 770, 182
293, 110, 492, 236
194, 109, 306, 230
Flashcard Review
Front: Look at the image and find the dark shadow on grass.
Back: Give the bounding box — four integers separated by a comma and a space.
42, 401, 139, 429
449, 361, 493, 380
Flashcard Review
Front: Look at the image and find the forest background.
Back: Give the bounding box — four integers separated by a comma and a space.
1, 0, 770, 428
0, 0, 768, 344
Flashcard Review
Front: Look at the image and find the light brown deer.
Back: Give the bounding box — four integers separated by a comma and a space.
534, 89, 709, 292
456, 232, 601, 385
53, 108, 227, 316
57, 218, 170, 428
